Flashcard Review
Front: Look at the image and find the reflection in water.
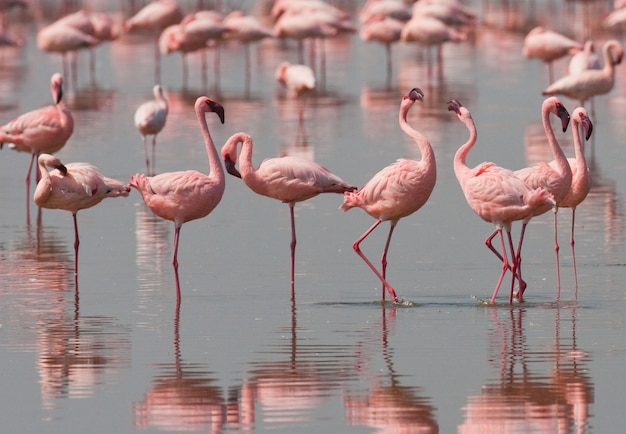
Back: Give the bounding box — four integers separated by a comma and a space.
133, 304, 231, 433
459, 306, 593, 433
344, 307, 439, 433
239, 303, 355, 430
135, 202, 170, 291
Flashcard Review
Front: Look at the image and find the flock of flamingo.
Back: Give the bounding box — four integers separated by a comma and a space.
0, 0, 619, 306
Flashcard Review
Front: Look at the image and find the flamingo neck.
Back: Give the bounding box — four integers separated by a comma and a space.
543, 104, 570, 180
572, 120, 587, 171
453, 110, 477, 179
196, 106, 225, 186
399, 101, 436, 170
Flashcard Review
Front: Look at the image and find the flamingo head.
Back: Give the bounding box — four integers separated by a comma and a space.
552, 98, 570, 132
575, 108, 593, 141
224, 154, 241, 178
447, 99, 463, 114
207, 100, 225, 124
405, 87, 424, 103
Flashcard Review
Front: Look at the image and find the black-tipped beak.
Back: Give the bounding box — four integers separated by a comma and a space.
583, 116, 593, 141
56, 88, 63, 105
224, 155, 241, 178
57, 164, 68, 175
210, 101, 225, 124
408, 87, 424, 102
447, 99, 462, 113
558, 105, 570, 132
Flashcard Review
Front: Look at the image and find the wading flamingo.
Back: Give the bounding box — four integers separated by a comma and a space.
340, 88, 436, 304
542, 39, 624, 108
448, 99, 554, 304
514, 97, 571, 297
550, 107, 593, 290
134, 84, 168, 175
275, 61, 316, 127
129, 96, 225, 303
0, 73, 74, 208
221, 132, 356, 300
522, 26, 583, 83
34, 153, 130, 276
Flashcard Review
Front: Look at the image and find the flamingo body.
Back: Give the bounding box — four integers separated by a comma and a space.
125, 0, 183, 33
275, 61, 315, 95
134, 84, 168, 175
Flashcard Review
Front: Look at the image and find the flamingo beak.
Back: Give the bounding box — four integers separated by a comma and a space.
224, 155, 241, 178
583, 116, 593, 141
209, 101, 225, 124
558, 105, 570, 132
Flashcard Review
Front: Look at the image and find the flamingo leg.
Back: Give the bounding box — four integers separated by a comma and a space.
73, 212, 79, 276
552, 205, 561, 298
25, 152, 36, 218
244, 43, 251, 96
381, 221, 397, 281
289, 203, 297, 300
571, 208, 579, 292
172, 224, 181, 303
151, 135, 157, 176
489, 228, 509, 304
142, 136, 150, 175
182, 53, 188, 90
506, 230, 518, 304
513, 222, 529, 300
385, 43, 392, 90
352, 219, 399, 303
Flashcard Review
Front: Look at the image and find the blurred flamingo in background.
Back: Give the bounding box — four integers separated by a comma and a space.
275, 61, 316, 128
134, 84, 168, 176
522, 26, 583, 84
514, 97, 571, 297
221, 132, 356, 300
125, 0, 183, 83
568, 40, 601, 75
550, 107, 593, 290
130, 96, 225, 303
34, 153, 130, 276
340, 88, 436, 304
542, 39, 624, 111
359, 15, 404, 88
0, 72, 74, 214
448, 99, 555, 304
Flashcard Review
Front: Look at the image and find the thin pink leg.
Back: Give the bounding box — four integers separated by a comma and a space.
151, 135, 157, 176
506, 230, 518, 304
571, 208, 579, 292
553, 206, 561, 298
513, 222, 529, 299
142, 136, 150, 175
172, 224, 181, 303
289, 203, 296, 300
25, 152, 36, 220
353, 219, 399, 303
381, 221, 397, 281
489, 228, 509, 304
73, 213, 79, 276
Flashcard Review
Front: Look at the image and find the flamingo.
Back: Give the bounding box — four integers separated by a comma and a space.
340, 88, 436, 304
275, 61, 316, 127
129, 96, 225, 302
542, 39, 624, 109
514, 97, 571, 296
359, 15, 404, 87
549, 107, 593, 290
568, 40, 600, 75
125, 0, 184, 83
448, 99, 555, 304
0, 73, 74, 205
359, 0, 412, 25
134, 84, 168, 176
34, 153, 130, 275
522, 26, 583, 84
220, 132, 356, 299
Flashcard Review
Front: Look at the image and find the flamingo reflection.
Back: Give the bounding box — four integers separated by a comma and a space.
344, 306, 439, 433
458, 306, 593, 433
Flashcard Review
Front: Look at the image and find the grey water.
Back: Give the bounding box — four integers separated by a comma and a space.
0, 1, 625, 432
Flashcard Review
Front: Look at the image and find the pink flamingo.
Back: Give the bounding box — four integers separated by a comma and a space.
220, 132, 356, 299
134, 84, 168, 176
34, 153, 130, 275
340, 88, 436, 304
448, 99, 554, 304
522, 26, 583, 84
125, 0, 184, 83
129, 96, 225, 303
275, 61, 316, 127
514, 97, 571, 296
359, 0, 412, 24
0, 73, 74, 205
568, 40, 600, 75
542, 39, 624, 109
550, 107, 593, 290
359, 15, 404, 86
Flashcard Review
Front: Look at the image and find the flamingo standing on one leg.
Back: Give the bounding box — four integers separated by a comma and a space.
134, 84, 168, 176
448, 99, 555, 304
34, 153, 130, 276
129, 96, 225, 303
221, 132, 356, 300
550, 107, 593, 291
340, 88, 436, 304
514, 97, 571, 298
0, 73, 74, 215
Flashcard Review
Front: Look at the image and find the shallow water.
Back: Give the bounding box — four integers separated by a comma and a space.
0, 1, 625, 432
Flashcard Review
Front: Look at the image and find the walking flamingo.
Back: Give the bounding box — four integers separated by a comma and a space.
549, 107, 593, 290
522, 26, 583, 84
134, 84, 168, 175
220, 132, 356, 299
129, 96, 225, 303
34, 153, 130, 276
542, 39, 624, 109
0, 73, 74, 209
448, 99, 554, 304
514, 97, 571, 296
340, 88, 436, 304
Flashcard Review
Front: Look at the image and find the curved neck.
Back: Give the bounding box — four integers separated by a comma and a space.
572, 119, 587, 170
603, 43, 617, 74
196, 106, 224, 183
453, 109, 477, 179
543, 103, 570, 177
399, 101, 435, 168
